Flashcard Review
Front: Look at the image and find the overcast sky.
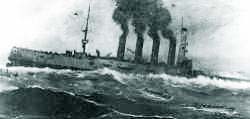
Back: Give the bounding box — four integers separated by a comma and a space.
0, 0, 249, 74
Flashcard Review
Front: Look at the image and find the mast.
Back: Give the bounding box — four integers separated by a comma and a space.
177, 17, 188, 65
82, 2, 91, 54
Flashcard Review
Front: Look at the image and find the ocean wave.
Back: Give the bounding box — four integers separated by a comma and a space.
0, 76, 19, 92
139, 89, 174, 102
1, 66, 72, 74
1, 67, 250, 96
0, 67, 248, 118
6, 66, 250, 91
214, 71, 250, 80
183, 105, 238, 116
96, 68, 131, 85
0, 87, 111, 119
149, 74, 250, 90
111, 109, 176, 119
0, 82, 18, 93
89, 68, 250, 90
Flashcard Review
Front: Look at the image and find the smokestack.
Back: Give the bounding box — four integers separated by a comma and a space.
162, 29, 176, 66
117, 23, 129, 60
148, 29, 160, 64
133, 21, 146, 63
134, 33, 144, 62
167, 39, 176, 65
148, 7, 172, 64
113, 8, 130, 60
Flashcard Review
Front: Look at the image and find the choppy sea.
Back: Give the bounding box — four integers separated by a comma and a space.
0, 66, 250, 119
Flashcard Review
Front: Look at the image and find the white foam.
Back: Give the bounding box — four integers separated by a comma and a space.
93, 68, 250, 90
149, 74, 250, 90
27, 85, 45, 89
84, 99, 106, 107
1, 66, 72, 74
216, 71, 250, 80
139, 90, 174, 102
112, 110, 176, 119
3, 66, 250, 91
0, 78, 18, 92
97, 68, 129, 84
184, 106, 238, 116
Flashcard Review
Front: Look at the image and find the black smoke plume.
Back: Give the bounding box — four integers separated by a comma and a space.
113, 0, 176, 64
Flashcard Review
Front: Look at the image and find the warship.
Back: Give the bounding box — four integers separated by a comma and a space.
6, 3, 195, 77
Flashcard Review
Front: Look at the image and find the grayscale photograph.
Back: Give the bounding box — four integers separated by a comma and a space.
0, 0, 249, 118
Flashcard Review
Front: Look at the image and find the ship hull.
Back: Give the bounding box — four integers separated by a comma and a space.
7, 47, 193, 76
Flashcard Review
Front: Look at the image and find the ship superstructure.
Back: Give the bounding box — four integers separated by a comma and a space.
176, 18, 193, 74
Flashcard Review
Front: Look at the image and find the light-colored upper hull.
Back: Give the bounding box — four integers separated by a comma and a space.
7, 47, 191, 76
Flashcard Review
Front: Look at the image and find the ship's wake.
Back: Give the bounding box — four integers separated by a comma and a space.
0, 66, 249, 119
